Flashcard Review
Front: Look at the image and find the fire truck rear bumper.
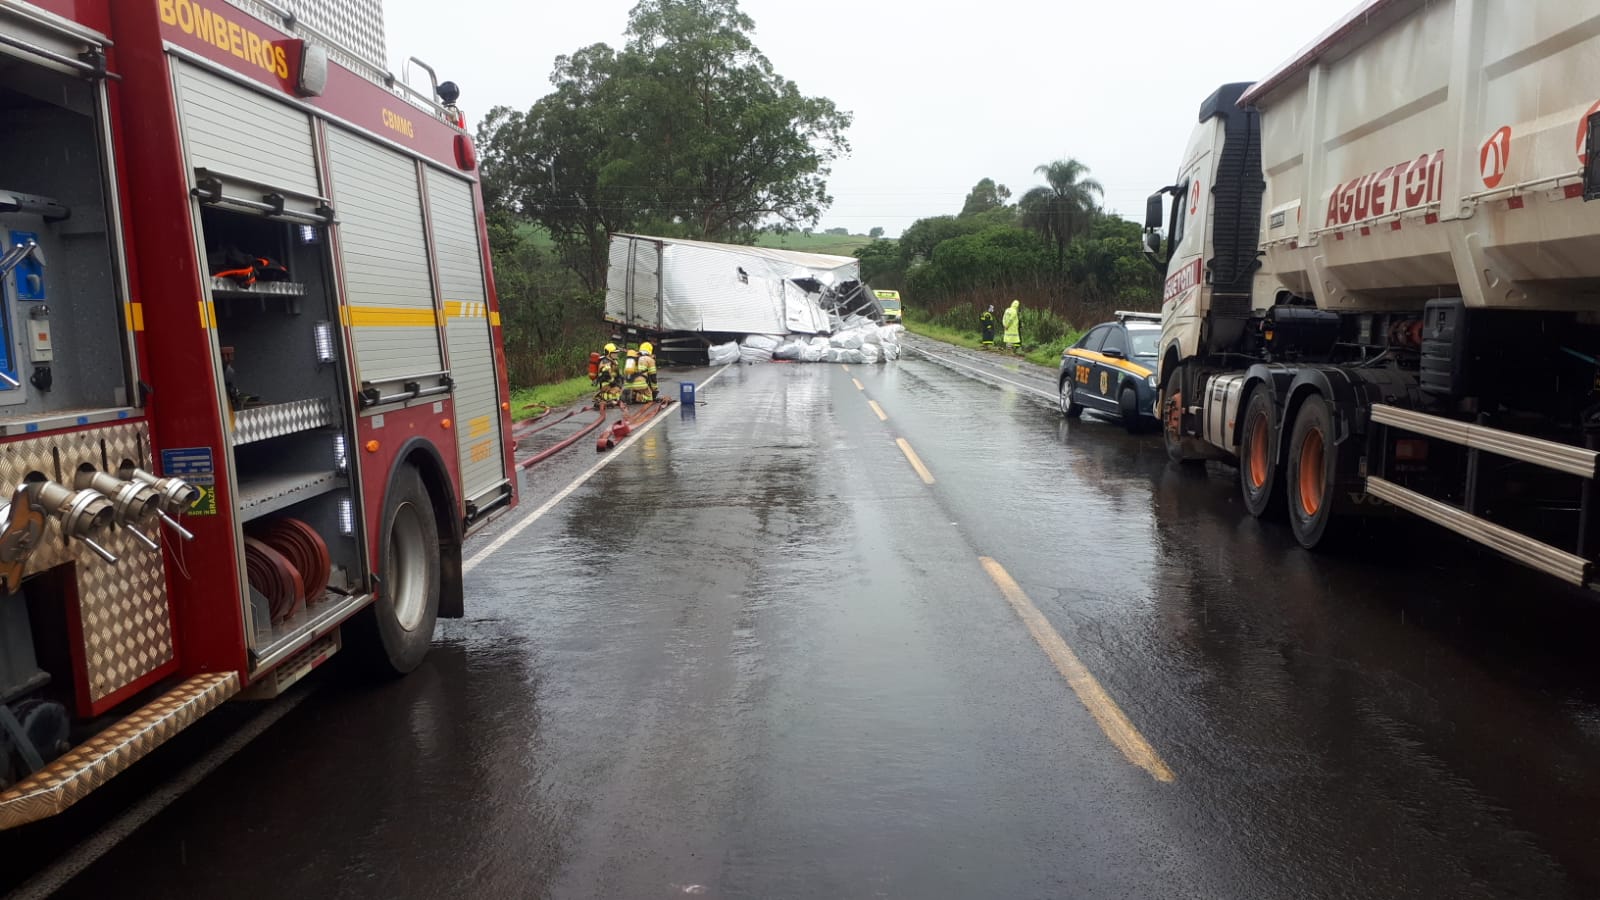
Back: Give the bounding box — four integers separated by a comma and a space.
0, 672, 239, 830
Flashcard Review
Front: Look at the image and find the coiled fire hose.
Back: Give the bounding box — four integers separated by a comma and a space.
244, 517, 332, 625
244, 536, 305, 625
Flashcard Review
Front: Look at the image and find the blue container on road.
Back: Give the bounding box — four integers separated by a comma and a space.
680, 381, 696, 406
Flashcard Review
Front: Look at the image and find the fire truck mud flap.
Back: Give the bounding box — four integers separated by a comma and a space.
0, 672, 239, 830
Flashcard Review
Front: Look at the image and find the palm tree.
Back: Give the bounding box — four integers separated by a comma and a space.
1020, 158, 1104, 272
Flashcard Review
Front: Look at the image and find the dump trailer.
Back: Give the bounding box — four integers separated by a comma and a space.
0, 0, 514, 829
604, 233, 879, 355
1145, 0, 1600, 585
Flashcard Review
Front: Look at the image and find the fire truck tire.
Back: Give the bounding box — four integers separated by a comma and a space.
1238, 388, 1284, 519
1286, 393, 1339, 548
352, 465, 440, 676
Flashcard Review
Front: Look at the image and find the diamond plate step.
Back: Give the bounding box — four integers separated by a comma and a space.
0, 672, 239, 830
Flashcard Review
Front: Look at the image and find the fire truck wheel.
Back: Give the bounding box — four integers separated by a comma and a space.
1239, 388, 1284, 519
1286, 394, 1339, 548
354, 465, 440, 676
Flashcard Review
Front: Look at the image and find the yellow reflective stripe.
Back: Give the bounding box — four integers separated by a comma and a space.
489, 311, 501, 327
345, 306, 439, 327
1065, 349, 1153, 380
467, 415, 492, 437
444, 300, 490, 319
197, 300, 215, 329
124, 302, 144, 332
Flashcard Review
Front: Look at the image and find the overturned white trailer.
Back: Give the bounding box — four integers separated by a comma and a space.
604, 233, 877, 342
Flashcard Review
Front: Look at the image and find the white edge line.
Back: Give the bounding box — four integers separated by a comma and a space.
9, 690, 313, 900
463, 364, 732, 574
915, 341, 1062, 400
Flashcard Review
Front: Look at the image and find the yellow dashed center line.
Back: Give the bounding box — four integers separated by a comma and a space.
868, 400, 888, 421
852, 378, 865, 391
842, 364, 851, 372
979, 557, 1175, 783
896, 438, 935, 484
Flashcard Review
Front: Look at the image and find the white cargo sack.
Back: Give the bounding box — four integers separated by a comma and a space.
708, 341, 739, 365
830, 330, 864, 350
740, 345, 774, 363
860, 327, 883, 346
742, 334, 782, 352
858, 343, 881, 364
773, 339, 804, 360
882, 341, 902, 361
800, 341, 828, 362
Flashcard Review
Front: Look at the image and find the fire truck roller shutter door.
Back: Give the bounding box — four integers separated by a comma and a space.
425, 168, 508, 508
326, 128, 445, 388
174, 63, 321, 212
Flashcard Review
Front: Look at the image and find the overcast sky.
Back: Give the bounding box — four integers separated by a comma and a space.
384, 0, 1338, 237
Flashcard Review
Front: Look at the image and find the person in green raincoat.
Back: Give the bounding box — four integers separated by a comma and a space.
1002, 299, 1022, 353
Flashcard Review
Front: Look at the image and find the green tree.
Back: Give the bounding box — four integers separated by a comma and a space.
854, 238, 901, 283
478, 0, 852, 287
868, 226, 885, 239
960, 177, 1012, 217
1019, 158, 1104, 272
614, 0, 851, 238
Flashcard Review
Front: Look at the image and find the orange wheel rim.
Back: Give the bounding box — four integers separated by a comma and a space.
1298, 428, 1326, 516
1248, 414, 1269, 489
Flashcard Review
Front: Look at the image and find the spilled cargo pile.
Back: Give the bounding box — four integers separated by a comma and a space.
709, 321, 905, 366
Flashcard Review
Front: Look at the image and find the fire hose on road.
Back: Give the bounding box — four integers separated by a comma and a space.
511, 406, 551, 429
512, 407, 579, 445
597, 398, 674, 452
518, 407, 607, 470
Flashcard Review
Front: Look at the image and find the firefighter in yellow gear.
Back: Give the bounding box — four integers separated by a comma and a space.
638, 341, 659, 401
594, 343, 623, 409
623, 348, 653, 404
1002, 299, 1022, 353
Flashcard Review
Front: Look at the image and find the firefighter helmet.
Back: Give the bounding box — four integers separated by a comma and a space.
640, 341, 654, 355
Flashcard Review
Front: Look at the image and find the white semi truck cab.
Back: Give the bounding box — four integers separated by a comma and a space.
1145, 0, 1600, 587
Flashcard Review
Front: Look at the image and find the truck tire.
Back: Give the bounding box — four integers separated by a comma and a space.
1161, 363, 1204, 464
350, 465, 440, 676
1238, 388, 1283, 518
1119, 385, 1142, 432
1286, 394, 1339, 548
1059, 375, 1083, 418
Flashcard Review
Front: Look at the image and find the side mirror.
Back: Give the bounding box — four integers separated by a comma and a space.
1142, 230, 1162, 258
1145, 193, 1165, 231
1102, 347, 1126, 360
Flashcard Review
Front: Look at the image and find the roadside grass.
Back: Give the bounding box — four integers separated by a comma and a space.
904, 311, 1079, 371
510, 375, 594, 420
902, 318, 988, 353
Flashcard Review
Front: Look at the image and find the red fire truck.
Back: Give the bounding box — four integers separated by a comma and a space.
0, 0, 516, 829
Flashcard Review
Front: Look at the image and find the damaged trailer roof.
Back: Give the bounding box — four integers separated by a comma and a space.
605, 233, 865, 336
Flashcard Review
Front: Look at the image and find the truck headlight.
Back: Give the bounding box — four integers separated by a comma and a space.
1147, 374, 1158, 389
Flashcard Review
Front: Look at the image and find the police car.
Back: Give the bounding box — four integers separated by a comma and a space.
1058, 311, 1162, 431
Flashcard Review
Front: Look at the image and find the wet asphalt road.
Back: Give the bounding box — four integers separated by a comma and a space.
10, 343, 1600, 899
